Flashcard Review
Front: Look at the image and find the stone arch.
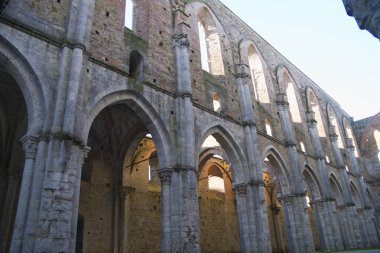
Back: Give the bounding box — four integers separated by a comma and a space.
327, 104, 344, 148
239, 40, 270, 103
185, 1, 234, 77
82, 91, 175, 170
196, 124, 246, 185
302, 165, 323, 201
306, 87, 327, 138
329, 173, 344, 206
350, 181, 363, 208
276, 66, 303, 123
261, 145, 293, 194
0, 35, 46, 135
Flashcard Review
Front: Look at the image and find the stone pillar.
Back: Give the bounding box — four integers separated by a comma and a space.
233, 183, 251, 252
279, 194, 314, 253
311, 200, 343, 251
328, 126, 363, 249
306, 112, 343, 250
119, 186, 134, 253
172, 8, 200, 251
235, 64, 271, 252
10, 135, 38, 253
275, 93, 315, 252
272, 206, 285, 252
158, 168, 172, 253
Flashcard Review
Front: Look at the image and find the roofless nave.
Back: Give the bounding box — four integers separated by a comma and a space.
0, 0, 379, 252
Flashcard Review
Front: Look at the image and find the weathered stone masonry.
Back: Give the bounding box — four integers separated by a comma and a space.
0, 0, 379, 252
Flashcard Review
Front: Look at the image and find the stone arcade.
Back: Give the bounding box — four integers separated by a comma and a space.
0, 0, 379, 252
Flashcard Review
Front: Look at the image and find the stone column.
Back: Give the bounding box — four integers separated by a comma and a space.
279, 194, 314, 253
235, 64, 271, 252
172, 9, 200, 251
328, 126, 362, 249
158, 168, 172, 253
272, 206, 285, 252
10, 135, 38, 253
275, 93, 315, 252
233, 183, 251, 252
119, 186, 134, 253
306, 112, 343, 250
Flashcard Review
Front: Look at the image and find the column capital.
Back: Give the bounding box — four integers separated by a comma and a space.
345, 137, 355, 150
172, 33, 190, 48
234, 183, 248, 196
306, 111, 317, 127
158, 168, 173, 185
20, 135, 39, 160
276, 93, 289, 108
234, 64, 251, 80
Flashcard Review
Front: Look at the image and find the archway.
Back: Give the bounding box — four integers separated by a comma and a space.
262, 154, 289, 253
0, 69, 28, 253
197, 134, 241, 253
78, 95, 173, 253
302, 167, 323, 251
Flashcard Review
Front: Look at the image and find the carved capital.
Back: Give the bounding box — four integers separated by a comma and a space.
158, 168, 172, 185
276, 93, 289, 108
234, 183, 248, 196
234, 64, 251, 79
345, 137, 355, 150
20, 135, 39, 160
172, 33, 190, 48
306, 111, 317, 127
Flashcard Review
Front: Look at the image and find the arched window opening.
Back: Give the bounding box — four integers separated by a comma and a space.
343, 119, 359, 157
208, 165, 225, 193
300, 141, 306, 153
345, 165, 349, 172
198, 22, 210, 72
197, 7, 224, 76
325, 155, 330, 163
124, 0, 134, 29
327, 106, 344, 148
284, 73, 302, 123
247, 44, 270, 103
265, 118, 273, 136
202, 135, 220, 148
308, 90, 326, 137
211, 92, 221, 112
129, 50, 144, 81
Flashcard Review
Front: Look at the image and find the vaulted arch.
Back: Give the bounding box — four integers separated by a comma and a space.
343, 117, 359, 157
302, 165, 323, 201
82, 91, 175, 170
196, 124, 246, 184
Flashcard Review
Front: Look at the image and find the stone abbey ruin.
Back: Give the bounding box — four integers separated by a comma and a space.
0, 0, 379, 252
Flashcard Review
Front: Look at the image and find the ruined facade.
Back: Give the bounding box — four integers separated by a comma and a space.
0, 0, 379, 252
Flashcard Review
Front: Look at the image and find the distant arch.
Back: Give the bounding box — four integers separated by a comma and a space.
350, 181, 363, 208
261, 145, 293, 194
329, 174, 344, 206
196, 124, 246, 184
302, 165, 323, 201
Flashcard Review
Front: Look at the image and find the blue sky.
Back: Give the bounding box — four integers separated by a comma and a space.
220, 0, 380, 120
